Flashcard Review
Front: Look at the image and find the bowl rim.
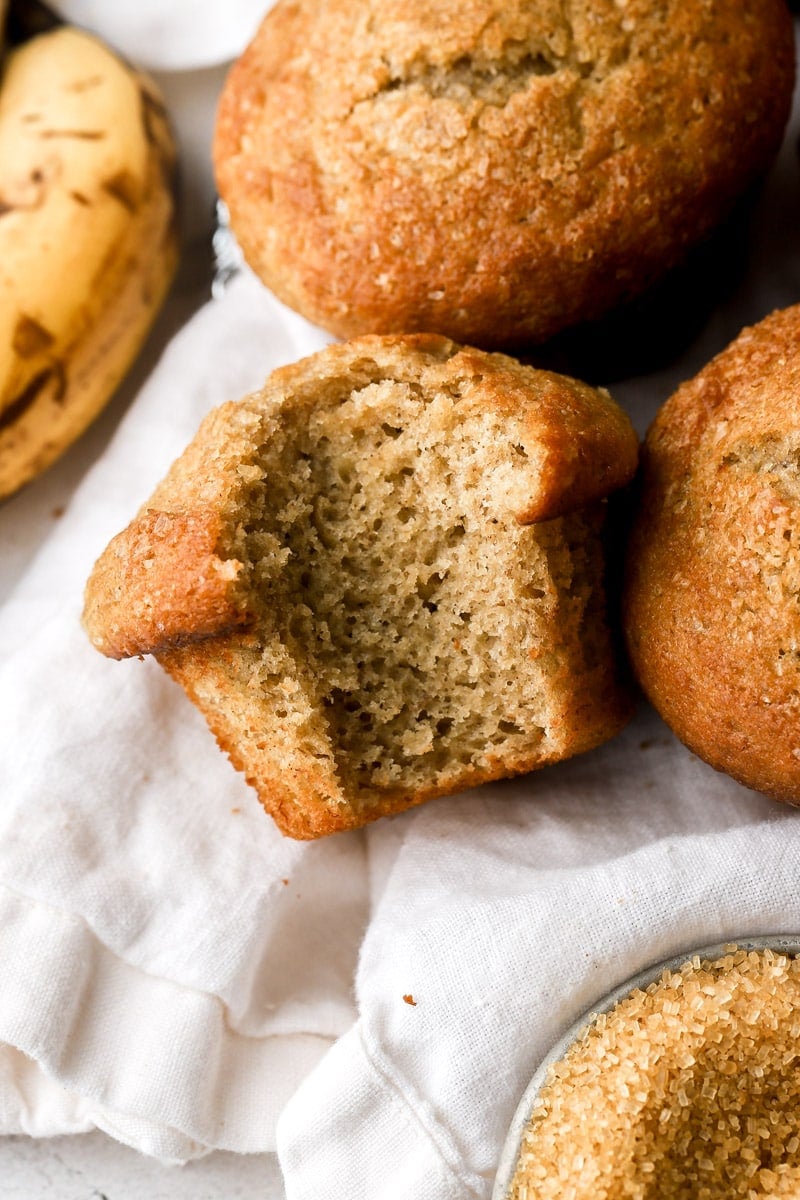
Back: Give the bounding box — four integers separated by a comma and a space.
491, 933, 800, 1200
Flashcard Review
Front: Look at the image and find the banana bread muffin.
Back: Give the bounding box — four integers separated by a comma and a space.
214, 0, 794, 349
84, 334, 638, 838
624, 305, 800, 804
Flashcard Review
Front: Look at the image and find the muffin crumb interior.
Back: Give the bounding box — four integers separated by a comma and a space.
220, 362, 604, 807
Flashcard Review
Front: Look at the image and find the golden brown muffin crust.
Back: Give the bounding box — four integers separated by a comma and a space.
214, 0, 794, 347
85, 333, 638, 658
625, 305, 800, 803
85, 334, 638, 838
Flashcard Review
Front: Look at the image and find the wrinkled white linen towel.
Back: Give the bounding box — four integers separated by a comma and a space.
0, 273, 369, 1163
278, 715, 797, 1198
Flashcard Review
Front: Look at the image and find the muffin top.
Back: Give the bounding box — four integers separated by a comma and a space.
624, 304, 800, 803
214, 0, 794, 347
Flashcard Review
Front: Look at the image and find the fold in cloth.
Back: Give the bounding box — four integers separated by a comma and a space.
0, 274, 368, 1161
278, 716, 796, 1197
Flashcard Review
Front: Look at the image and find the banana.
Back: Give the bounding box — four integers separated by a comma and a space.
0, 26, 178, 500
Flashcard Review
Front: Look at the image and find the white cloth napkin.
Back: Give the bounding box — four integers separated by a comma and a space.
0, 274, 365, 1163
277, 726, 800, 1199
1, 19, 800, 1200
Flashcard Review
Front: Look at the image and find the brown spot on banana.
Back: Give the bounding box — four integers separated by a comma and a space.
139, 86, 176, 193
67, 75, 104, 93
0, 365, 65, 432
140, 88, 169, 146
38, 129, 106, 140
0, 162, 63, 212
12, 314, 55, 357
0, 26, 178, 500
102, 170, 141, 212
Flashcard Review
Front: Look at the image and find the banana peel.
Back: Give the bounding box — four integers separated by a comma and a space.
0, 25, 178, 500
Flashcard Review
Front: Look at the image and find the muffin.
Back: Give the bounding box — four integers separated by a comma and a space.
624, 305, 800, 804
214, 0, 794, 350
84, 335, 638, 838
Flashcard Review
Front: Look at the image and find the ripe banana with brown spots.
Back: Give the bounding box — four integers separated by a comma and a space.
0, 25, 178, 500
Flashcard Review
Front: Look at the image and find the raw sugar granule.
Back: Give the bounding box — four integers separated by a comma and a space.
509, 947, 800, 1198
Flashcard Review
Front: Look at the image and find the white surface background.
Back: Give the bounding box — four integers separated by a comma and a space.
0, 1131, 283, 1198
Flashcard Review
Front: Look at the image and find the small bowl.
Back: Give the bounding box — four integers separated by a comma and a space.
492, 934, 800, 1200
